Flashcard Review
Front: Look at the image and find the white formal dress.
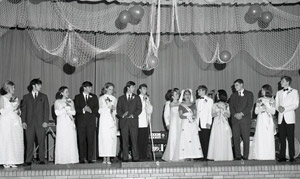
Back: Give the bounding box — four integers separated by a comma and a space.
98, 94, 117, 157
162, 102, 182, 161
207, 102, 233, 161
250, 97, 276, 160
0, 96, 24, 165
176, 103, 203, 160
54, 99, 79, 164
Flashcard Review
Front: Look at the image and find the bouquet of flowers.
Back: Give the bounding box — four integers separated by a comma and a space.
66, 98, 72, 107
10, 97, 21, 115
105, 97, 114, 114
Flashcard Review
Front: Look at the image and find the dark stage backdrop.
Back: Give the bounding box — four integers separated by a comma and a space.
0, 29, 300, 143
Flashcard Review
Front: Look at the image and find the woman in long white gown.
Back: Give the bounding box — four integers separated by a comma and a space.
207, 89, 233, 161
177, 89, 203, 160
251, 84, 276, 160
98, 82, 117, 165
162, 88, 182, 161
54, 86, 79, 164
0, 81, 24, 168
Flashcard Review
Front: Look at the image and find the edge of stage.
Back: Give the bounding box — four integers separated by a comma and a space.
0, 159, 300, 179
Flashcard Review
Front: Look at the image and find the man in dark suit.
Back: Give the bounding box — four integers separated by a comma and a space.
229, 79, 253, 160
21, 78, 50, 165
74, 81, 99, 163
117, 81, 142, 162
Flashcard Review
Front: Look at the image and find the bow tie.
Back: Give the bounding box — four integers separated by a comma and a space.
283, 88, 289, 92
199, 97, 204, 99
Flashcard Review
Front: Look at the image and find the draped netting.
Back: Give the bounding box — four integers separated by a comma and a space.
0, 0, 300, 70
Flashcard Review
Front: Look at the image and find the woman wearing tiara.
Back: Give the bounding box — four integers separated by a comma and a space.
251, 84, 276, 160
0, 81, 24, 168
177, 89, 203, 160
98, 82, 118, 164
162, 88, 182, 161
207, 89, 233, 161
54, 86, 79, 164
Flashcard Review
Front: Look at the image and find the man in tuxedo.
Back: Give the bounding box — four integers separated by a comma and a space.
117, 81, 142, 162
275, 76, 299, 162
229, 79, 253, 160
21, 78, 50, 165
196, 85, 213, 160
74, 81, 99, 163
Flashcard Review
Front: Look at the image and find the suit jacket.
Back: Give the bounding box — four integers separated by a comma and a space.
74, 93, 99, 120
196, 96, 213, 129
229, 89, 254, 121
117, 93, 142, 129
21, 92, 50, 126
275, 87, 299, 124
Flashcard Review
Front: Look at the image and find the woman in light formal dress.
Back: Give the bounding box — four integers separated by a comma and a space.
251, 84, 276, 160
137, 84, 153, 161
54, 86, 79, 164
177, 89, 203, 160
0, 81, 24, 168
98, 82, 117, 164
162, 88, 182, 161
207, 90, 233, 161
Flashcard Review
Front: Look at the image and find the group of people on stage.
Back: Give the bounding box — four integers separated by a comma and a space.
0, 75, 298, 168
0, 79, 153, 168
162, 76, 299, 162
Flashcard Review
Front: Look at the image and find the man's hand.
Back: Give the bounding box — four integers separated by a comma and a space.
22, 123, 27, 129
42, 122, 48, 128
84, 105, 92, 113
234, 113, 242, 120
128, 114, 134, 118
122, 111, 128, 118
206, 123, 211, 129
278, 106, 285, 113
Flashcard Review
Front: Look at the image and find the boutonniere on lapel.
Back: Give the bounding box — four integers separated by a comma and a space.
89, 95, 93, 98
204, 99, 208, 103
131, 95, 135, 100
105, 97, 112, 104
287, 89, 293, 95
66, 98, 72, 107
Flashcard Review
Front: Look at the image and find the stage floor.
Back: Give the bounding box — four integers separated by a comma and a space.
0, 159, 300, 179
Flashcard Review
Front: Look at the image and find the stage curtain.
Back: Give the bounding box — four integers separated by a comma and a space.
0, 28, 300, 143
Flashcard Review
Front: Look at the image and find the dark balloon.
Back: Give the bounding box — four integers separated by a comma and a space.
63, 63, 76, 75
261, 11, 273, 24
219, 51, 231, 62
129, 5, 145, 20
118, 10, 131, 24
244, 12, 258, 24
142, 69, 154, 76
115, 18, 127, 30
257, 18, 269, 29
247, 4, 262, 19
214, 63, 226, 71
129, 17, 141, 25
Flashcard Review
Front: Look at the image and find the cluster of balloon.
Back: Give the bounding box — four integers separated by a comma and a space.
115, 5, 145, 30
244, 4, 273, 28
63, 63, 76, 75
219, 51, 231, 63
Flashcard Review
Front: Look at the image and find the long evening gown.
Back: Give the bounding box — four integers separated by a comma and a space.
207, 102, 233, 161
55, 99, 79, 164
250, 97, 276, 160
98, 94, 117, 157
177, 103, 203, 160
162, 102, 182, 161
0, 96, 24, 165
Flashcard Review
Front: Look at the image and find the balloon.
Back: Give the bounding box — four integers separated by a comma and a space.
147, 55, 159, 69
63, 63, 76, 75
219, 51, 231, 62
247, 4, 262, 19
214, 63, 226, 71
257, 18, 269, 29
261, 11, 273, 24
129, 5, 144, 20
142, 69, 154, 76
244, 12, 258, 24
129, 17, 141, 25
118, 10, 131, 24
115, 18, 127, 30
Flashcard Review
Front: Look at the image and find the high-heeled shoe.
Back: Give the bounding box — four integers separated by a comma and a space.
3, 164, 10, 168
11, 164, 17, 168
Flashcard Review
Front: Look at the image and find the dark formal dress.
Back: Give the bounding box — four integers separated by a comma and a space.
117, 93, 142, 161
229, 89, 254, 159
74, 93, 99, 162
21, 92, 50, 163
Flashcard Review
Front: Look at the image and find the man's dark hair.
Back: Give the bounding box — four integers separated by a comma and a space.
281, 76, 292, 85
234, 79, 244, 84
123, 81, 135, 94
82, 81, 93, 88
27, 78, 42, 92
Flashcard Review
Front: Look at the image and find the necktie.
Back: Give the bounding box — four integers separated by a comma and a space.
34, 93, 37, 99
128, 94, 131, 100
283, 88, 288, 92
85, 94, 88, 102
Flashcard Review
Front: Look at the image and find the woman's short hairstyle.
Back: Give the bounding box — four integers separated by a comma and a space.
137, 84, 148, 95
0, 81, 15, 95
216, 89, 228, 103
100, 82, 115, 96
166, 88, 179, 102
260, 84, 273, 98
27, 78, 42, 92
56, 86, 68, 99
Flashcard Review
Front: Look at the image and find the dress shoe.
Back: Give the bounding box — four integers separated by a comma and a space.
277, 158, 287, 162
88, 160, 95, 163
122, 160, 129, 163
289, 158, 296, 163
23, 162, 32, 166
39, 161, 45, 165
132, 159, 139, 162
234, 157, 241, 161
